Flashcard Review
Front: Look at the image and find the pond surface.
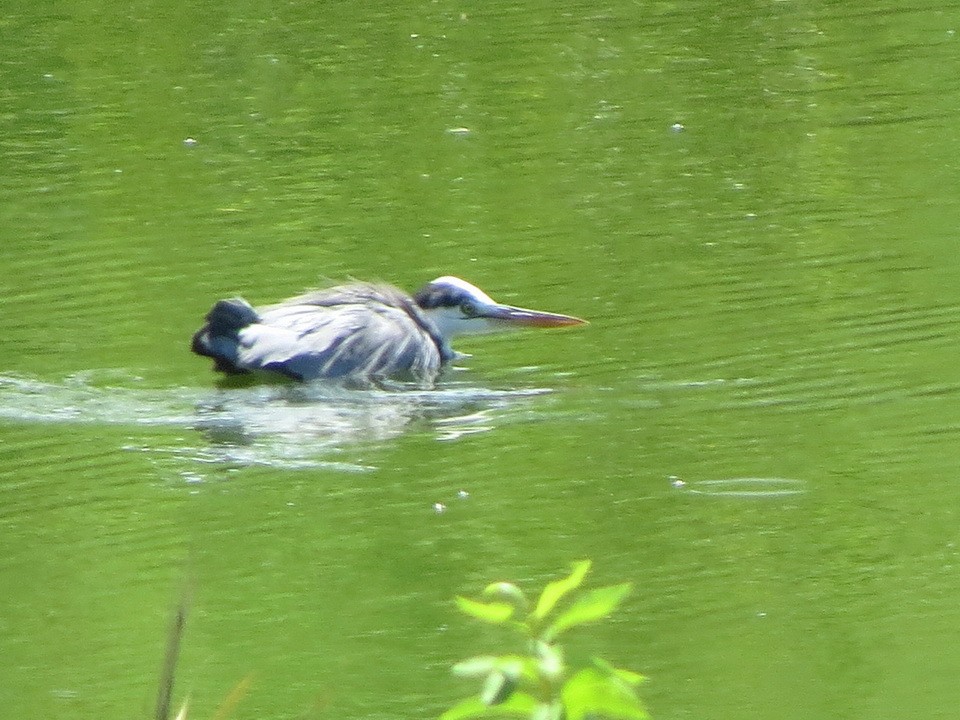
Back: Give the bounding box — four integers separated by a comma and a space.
3, 1, 960, 719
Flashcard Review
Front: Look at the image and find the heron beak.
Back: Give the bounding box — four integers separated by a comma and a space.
480, 303, 587, 328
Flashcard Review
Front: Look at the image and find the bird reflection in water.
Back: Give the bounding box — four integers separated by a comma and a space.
190, 383, 553, 471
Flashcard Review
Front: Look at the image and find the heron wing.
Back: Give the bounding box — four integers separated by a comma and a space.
234, 301, 443, 383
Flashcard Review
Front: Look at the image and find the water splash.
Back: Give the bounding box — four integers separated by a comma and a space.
0, 372, 552, 472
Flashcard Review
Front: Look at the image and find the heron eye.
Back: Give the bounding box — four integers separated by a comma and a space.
459, 301, 478, 317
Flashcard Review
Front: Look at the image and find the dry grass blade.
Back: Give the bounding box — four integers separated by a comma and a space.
156, 592, 191, 720
174, 699, 189, 720
211, 674, 255, 720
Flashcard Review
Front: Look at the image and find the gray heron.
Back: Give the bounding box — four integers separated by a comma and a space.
191, 276, 586, 385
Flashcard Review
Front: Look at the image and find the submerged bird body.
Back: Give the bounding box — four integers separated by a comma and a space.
192, 276, 585, 385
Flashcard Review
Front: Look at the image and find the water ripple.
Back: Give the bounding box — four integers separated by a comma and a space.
682, 477, 806, 499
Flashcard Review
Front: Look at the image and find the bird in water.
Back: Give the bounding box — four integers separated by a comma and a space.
191, 276, 586, 386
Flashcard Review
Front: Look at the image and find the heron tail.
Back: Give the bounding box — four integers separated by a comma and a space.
191, 298, 260, 372
204, 298, 260, 332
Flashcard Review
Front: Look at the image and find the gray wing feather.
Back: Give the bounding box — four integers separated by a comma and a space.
233, 302, 442, 382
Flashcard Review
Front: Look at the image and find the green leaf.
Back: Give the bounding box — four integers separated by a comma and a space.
441, 693, 539, 720
456, 596, 515, 624
455, 655, 537, 682
481, 670, 517, 705
532, 560, 592, 621
592, 657, 647, 687
495, 657, 530, 682
561, 668, 649, 720
531, 701, 563, 720
544, 583, 631, 640
453, 656, 500, 679
483, 582, 529, 610
534, 641, 564, 681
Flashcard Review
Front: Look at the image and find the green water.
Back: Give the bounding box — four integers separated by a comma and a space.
3, 1, 960, 718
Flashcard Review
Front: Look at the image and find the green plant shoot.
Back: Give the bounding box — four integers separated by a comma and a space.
442, 561, 648, 720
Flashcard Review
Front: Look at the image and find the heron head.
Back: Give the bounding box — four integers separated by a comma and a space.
413, 276, 586, 341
